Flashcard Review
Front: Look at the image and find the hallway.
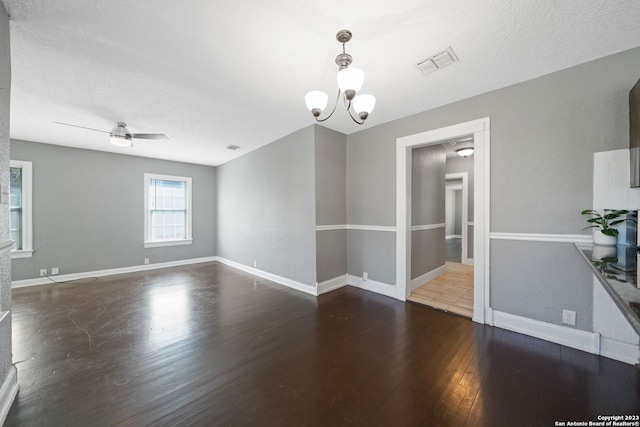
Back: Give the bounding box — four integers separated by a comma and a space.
408, 262, 474, 318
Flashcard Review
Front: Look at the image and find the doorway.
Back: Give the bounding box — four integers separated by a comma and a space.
407, 143, 474, 318
395, 118, 490, 324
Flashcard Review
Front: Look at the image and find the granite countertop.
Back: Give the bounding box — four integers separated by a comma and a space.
575, 244, 640, 335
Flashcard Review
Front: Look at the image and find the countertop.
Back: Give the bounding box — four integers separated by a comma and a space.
575, 243, 640, 335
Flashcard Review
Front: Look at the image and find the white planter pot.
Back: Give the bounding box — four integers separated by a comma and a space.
591, 245, 617, 260
593, 229, 617, 246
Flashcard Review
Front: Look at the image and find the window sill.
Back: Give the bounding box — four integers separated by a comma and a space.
144, 239, 193, 249
11, 249, 34, 259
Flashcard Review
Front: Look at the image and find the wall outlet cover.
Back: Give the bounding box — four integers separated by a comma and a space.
562, 309, 576, 326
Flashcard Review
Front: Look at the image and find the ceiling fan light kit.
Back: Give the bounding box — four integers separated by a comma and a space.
305, 30, 376, 125
55, 121, 168, 147
110, 122, 133, 147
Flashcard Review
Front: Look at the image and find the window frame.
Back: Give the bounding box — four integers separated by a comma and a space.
143, 173, 193, 248
10, 160, 33, 259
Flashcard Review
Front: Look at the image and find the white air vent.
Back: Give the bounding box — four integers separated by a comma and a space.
226, 145, 240, 150
416, 47, 458, 75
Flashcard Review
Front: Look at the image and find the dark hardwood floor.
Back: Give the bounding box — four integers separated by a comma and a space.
5, 262, 640, 426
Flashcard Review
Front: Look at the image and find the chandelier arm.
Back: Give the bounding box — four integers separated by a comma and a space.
343, 95, 351, 110
347, 107, 365, 125
314, 89, 341, 123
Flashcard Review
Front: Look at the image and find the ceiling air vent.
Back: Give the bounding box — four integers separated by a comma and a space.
416, 47, 458, 75
226, 145, 240, 150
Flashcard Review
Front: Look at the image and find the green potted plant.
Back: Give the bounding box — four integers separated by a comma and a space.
581, 209, 630, 246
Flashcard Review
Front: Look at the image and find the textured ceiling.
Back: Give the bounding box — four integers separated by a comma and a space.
3, 0, 640, 166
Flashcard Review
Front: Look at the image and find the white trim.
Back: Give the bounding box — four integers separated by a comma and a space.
12, 256, 217, 288
396, 117, 491, 324
0, 365, 18, 426
144, 238, 193, 248
10, 160, 33, 256
468, 222, 475, 226
316, 225, 348, 231
347, 274, 397, 299
490, 232, 593, 244
11, 249, 34, 259
214, 257, 317, 296
492, 310, 600, 354
445, 234, 462, 240
600, 337, 640, 365
316, 224, 396, 232
346, 224, 396, 232
410, 223, 445, 231
144, 173, 193, 248
492, 310, 639, 365
317, 275, 348, 295
409, 264, 447, 292
446, 172, 469, 264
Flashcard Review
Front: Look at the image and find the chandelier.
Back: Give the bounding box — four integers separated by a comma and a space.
304, 30, 376, 125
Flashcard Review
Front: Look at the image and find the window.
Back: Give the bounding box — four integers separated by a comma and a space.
144, 173, 192, 248
10, 160, 33, 258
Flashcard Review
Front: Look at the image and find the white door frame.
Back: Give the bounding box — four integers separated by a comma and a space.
396, 117, 490, 324
445, 172, 469, 265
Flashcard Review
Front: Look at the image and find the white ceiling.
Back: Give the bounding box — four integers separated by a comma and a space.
3, 0, 640, 166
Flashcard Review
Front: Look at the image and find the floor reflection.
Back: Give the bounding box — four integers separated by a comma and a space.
147, 284, 191, 349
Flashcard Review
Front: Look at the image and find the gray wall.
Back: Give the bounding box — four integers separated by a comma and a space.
446, 154, 474, 258
446, 155, 474, 221
346, 46, 640, 330
454, 190, 462, 234
411, 145, 445, 279
346, 122, 397, 283
216, 126, 317, 286
10, 140, 216, 280
0, 1, 12, 392
315, 125, 347, 283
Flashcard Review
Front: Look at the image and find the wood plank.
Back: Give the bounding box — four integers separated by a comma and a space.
5, 261, 640, 426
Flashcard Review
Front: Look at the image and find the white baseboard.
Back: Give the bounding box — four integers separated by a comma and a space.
492, 310, 600, 354
409, 264, 446, 292
347, 274, 396, 298
0, 365, 18, 426
317, 275, 348, 295
464, 258, 474, 266
492, 310, 640, 365
12, 256, 218, 288
600, 337, 640, 365
215, 257, 317, 296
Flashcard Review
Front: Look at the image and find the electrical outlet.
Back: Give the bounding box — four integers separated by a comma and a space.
253, 260, 257, 268
39, 269, 47, 277
363, 272, 368, 281
51, 267, 59, 275
562, 310, 576, 326
144, 258, 150, 265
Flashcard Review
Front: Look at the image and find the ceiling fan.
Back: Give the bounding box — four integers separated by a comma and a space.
55, 121, 168, 147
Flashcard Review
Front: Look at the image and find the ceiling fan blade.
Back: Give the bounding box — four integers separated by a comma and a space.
129, 133, 169, 140
54, 121, 110, 134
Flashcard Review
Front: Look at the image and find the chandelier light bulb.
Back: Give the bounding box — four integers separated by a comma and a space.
353, 94, 376, 114
305, 91, 329, 117
337, 68, 364, 94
